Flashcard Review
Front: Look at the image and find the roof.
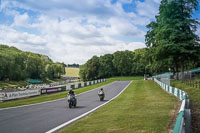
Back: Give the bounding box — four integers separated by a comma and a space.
27, 79, 42, 84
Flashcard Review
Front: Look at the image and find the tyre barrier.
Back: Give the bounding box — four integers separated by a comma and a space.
154, 78, 191, 133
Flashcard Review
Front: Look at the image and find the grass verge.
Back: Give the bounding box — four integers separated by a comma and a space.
58, 80, 178, 133
0, 81, 29, 88
171, 80, 200, 133
0, 78, 69, 88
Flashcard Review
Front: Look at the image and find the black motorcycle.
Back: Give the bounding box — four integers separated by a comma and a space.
67, 94, 77, 108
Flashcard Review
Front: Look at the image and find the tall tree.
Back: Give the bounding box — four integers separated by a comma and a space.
113, 50, 134, 76
79, 56, 100, 81
145, 0, 200, 79
98, 54, 116, 78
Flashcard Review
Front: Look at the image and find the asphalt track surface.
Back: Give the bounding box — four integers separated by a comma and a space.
0, 81, 130, 133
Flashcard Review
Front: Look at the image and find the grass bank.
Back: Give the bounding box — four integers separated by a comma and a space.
0, 77, 143, 109
171, 80, 200, 133
59, 80, 178, 133
0, 81, 29, 88
0, 78, 68, 88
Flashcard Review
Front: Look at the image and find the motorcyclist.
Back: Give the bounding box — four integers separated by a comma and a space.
68, 88, 75, 96
98, 88, 104, 94
67, 88, 77, 108
98, 88, 105, 101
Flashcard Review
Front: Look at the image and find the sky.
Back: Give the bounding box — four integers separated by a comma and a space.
0, 0, 199, 64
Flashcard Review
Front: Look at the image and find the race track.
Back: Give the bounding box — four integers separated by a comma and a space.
0, 81, 130, 133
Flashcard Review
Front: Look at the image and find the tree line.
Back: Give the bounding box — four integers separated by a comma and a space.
80, 0, 200, 81
79, 49, 149, 81
67, 64, 80, 68
0, 45, 65, 81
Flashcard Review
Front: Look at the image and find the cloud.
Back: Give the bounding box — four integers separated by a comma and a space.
1, 0, 162, 64
0, 25, 48, 54
0, 23, 146, 64
12, 13, 29, 27
47, 41, 146, 64
136, 0, 161, 19
1, 0, 117, 19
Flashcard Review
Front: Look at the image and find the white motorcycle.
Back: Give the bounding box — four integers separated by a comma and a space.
98, 90, 105, 101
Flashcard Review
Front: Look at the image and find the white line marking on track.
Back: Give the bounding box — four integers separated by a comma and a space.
0, 81, 116, 111
46, 81, 132, 133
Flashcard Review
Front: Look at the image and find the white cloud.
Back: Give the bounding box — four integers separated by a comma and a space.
47, 41, 146, 64
136, 0, 161, 19
0, 25, 48, 54
1, 0, 117, 19
1, 0, 158, 64
12, 13, 29, 27
0, 22, 146, 64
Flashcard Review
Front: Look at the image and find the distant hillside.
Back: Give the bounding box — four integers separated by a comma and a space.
0, 44, 65, 81
65, 67, 80, 77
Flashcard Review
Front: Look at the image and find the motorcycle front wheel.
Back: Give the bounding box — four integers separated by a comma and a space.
69, 102, 72, 108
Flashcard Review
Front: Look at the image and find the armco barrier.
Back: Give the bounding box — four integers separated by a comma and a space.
154, 78, 191, 133
0, 90, 40, 101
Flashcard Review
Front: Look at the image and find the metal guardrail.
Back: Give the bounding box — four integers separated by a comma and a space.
154, 78, 191, 133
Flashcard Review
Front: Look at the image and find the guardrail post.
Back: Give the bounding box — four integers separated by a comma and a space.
185, 99, 190, 109
184, 109, 191, 133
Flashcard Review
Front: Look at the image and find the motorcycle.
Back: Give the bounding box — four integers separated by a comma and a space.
67, 94, 77, 108
98, 91, 105, 101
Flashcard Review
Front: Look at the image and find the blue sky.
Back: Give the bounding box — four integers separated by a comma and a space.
0, 0, 199, 64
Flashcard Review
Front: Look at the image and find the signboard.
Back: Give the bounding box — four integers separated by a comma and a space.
46, 88, 60, 94
41, 86, 66, 94
0, 90, 40, 101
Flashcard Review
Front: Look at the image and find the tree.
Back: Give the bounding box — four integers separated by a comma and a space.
145, 0, 200, 79
98, 54, 116, 78
79, 64, 88, 81
79, 56, 100, 81
112, 50, 134, 76
0, 44, 65, 81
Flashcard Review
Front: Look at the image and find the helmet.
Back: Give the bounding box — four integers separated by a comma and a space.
69, 88, 72, 91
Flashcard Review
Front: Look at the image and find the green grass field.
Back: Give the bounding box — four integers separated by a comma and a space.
59, 80, 178, 133
65, 67, 80, 77
171, 80, 200, 133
